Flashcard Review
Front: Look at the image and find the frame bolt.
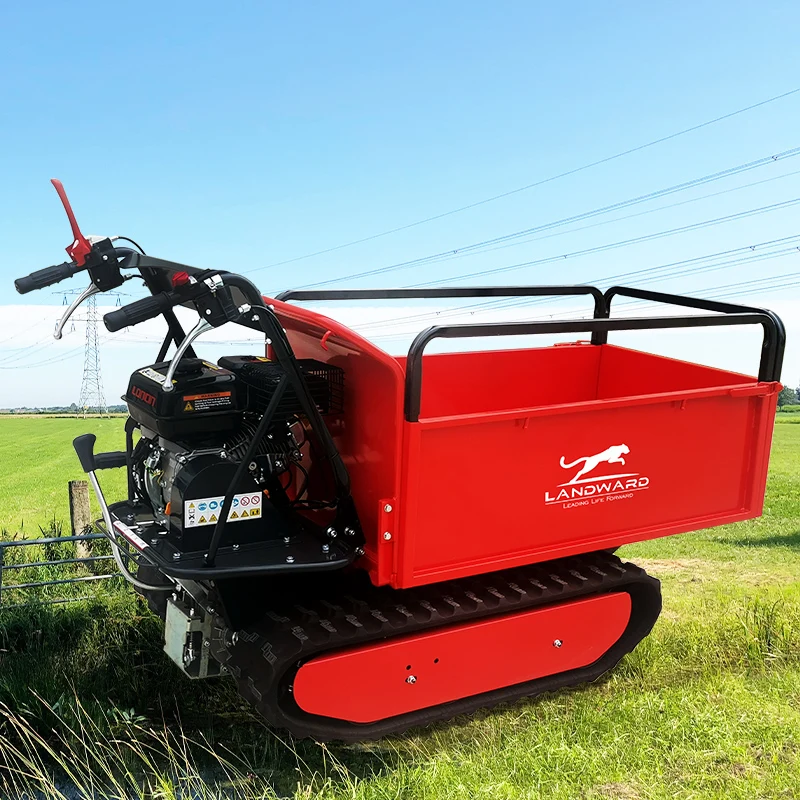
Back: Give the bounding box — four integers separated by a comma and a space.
553, 639, 563, 648
172, 552, 181, 560
322, 543, 330, 553
327, 527, 338, 539
384, 504, 393, 513
344, 527, 355, 537
286, 555, 295, 564
232, 543, 240, 551
406, 675, 417, 684
203, 640, 210, 648
383, 531, 392, 541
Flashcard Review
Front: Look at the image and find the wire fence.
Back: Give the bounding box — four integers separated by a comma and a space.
0, 532, 122, 609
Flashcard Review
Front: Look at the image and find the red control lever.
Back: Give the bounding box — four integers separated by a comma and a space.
50, 179, 92, 266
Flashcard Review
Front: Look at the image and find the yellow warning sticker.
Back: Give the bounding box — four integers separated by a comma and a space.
183, 493, 263, 528
184, 402, 194, 412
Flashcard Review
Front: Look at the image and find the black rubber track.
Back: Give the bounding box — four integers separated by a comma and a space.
210, 552, 661, 742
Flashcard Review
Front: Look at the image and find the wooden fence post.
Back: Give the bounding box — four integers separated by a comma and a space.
69, 480, 92, 559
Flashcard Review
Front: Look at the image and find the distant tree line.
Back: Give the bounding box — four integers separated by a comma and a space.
778, 386, 800, 409
0, 403, 128, 414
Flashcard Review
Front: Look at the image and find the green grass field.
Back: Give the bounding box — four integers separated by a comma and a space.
0, 417, 127, 536
0, 416, 798, 798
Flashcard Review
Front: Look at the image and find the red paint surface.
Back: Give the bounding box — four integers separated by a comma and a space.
267, 300, 778, 590
294, 592, 631, 723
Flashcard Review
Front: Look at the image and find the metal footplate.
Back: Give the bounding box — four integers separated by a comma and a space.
209, 551, 662, 741
106, 500, 360, 579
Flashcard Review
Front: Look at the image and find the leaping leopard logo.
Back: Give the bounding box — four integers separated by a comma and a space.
560, 444, 630, 484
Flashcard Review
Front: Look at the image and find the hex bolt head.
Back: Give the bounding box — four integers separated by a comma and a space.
383, 531, 392, 541
354, 547, 365, 556
322, 543, 330, 553
219, 450, 227, 459
406, 675, 417, 684
172, 552, 181, 560
203, 640, 210, 648
384, 504, 393, 513
553, 639, 563, 648
344, 527, 355, 537
232, 543, 240, 551
150, 538, 159, 546
283, 536, 291, 544
286, 555, 295, 564
326, 527, 338, 539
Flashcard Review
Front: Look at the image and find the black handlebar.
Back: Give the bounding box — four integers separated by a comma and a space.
104, 290, 187, 332
14, 261, 79, 294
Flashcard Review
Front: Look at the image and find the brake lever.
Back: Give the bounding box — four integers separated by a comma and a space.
54, 283, 102, 340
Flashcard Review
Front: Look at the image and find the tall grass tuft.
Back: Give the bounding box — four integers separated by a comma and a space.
0, 695, 285, 799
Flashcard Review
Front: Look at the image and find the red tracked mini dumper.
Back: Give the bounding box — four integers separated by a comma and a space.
14, 181, 785, 740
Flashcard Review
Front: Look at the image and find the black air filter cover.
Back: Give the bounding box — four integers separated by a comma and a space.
217, 356, 343, 417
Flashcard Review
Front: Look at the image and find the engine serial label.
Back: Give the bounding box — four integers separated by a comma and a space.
184, 492, 262, 527
138, 367, 168, 385
182, 391, 233, 413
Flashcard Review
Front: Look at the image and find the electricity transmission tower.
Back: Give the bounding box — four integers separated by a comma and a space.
77, 294, 106, 417
57, 288, 126, 417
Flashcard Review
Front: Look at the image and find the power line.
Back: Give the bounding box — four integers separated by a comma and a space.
290, 155, 800, 290
288, 195, 800, 295
414, 197, 800, 286
246, 87, 800, 274
345, 235, 800, 334
364, 271, 800, 344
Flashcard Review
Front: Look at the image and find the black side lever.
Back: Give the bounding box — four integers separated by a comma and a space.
73, 434, 126, 472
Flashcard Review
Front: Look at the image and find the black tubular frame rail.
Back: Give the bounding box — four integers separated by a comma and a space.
275, 285, 786, 423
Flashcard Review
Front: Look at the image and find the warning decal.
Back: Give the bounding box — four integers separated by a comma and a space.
138, 367, 167, 385
183, 492, 262, 527
112, 520, 150, 551
181, 391, 233, 413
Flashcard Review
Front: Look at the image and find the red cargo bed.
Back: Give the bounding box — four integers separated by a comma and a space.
271, 285, 783, 589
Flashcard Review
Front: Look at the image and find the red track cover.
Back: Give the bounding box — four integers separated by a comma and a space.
294, 592, 631, 723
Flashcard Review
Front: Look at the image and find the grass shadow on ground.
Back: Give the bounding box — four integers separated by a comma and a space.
726, 529, 800, 549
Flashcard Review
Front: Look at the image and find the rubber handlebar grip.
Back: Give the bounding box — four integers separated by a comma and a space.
103, 291, 180, 332
14, 261, 78, 294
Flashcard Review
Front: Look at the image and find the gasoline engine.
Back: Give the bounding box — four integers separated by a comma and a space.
125, 356, 343, 553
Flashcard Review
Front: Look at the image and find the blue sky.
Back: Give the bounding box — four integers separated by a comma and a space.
1, 1, 800, 404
